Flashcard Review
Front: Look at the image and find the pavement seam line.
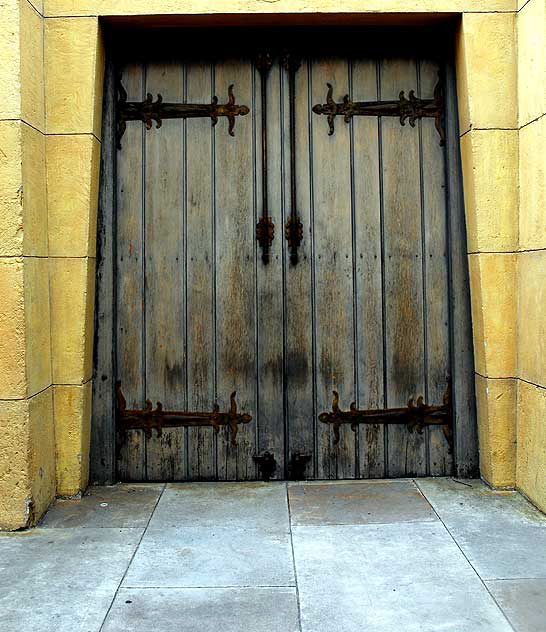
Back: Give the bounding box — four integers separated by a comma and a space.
97, 483, 167, 632
413, 479, 518, 632
286, 482, 304, 632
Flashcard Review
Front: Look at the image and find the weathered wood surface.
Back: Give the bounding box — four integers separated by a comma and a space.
116, 63, 146, 480
90, 55, 116, 484
103, 50, 472, 481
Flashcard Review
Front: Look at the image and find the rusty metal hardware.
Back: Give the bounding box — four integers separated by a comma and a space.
253, 451, 277, 481
116, 382, 252, 447
288, 452, 312, 480
282, 51, 304, 265
319, 385, 452, 451
116, 76, 250, 149
256, 52, 275, 264
312, 77, 445, 145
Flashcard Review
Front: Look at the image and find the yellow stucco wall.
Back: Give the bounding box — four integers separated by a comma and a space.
0, 0, 543, 528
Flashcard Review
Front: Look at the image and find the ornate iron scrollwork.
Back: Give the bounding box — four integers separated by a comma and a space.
319, 385, 452, 451
116, 382, 252, 447
312, 77, 445, 145
255, 52, 275, 264
116, 77, 250, 149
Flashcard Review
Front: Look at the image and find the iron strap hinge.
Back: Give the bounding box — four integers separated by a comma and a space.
116, 382, 252, 447
116, 76, 250, 149
319, 385, 453, 452
312, 76, 445, 145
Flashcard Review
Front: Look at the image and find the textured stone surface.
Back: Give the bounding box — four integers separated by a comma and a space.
20, 0, 45, 132
24, 257, 52, 397
49, 256, 96, 384
45, 17, 104, 137
0, 257, 26, 399
475, 375, 517, 487
53, 381, 93, 495
517, 381, 546, 513
102, 587, 300, 632
518, 0, 546, 127
47, 134, 100, 257
0, 388, 55, 530
416, 478, 546, 579
4, 480, 546, 629
42, 484, 164, 528
0, 527, 143, 632
519, 116, 546, 251
517, 251, 546, 388
460, 129, 518, 253
293, 522, 513, 632
44, 0, 518, 18
456, 12, 517, 133
150, 482, 290, 529
487, 579, 546, 632
288, 480, 437, 525
468, 253, 517, 378
123, 526, 295, 587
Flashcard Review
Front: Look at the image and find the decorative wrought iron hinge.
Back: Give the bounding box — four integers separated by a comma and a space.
312, 77, 445, 145
116, 382, 252, 447
253, 451, 277, 481
256, 52, 275, 264
319, 385, 452, 451
287, 452, 312, 480
116, 77, 250, 149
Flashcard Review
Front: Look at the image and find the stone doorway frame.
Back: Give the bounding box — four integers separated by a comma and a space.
0, 2, 520, 529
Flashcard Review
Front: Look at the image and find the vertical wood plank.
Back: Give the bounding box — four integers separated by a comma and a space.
286, 58, 316, 479
351, 58, 386, 479
419, 59, 453, 475
214, 58, 256, 480
256, 61, 285, 477
143, 61, 187, 481
91, 54, 116, 484
445, 60, 479, 477
311, 58, 356, 479
116, 62, 146, 481
186, 61, 217, 480
381, 57, 427, 477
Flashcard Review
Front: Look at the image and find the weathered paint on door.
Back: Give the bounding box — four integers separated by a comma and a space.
93, 33, 477, 482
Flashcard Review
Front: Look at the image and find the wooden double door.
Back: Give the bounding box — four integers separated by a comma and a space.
92, 30, 477, 483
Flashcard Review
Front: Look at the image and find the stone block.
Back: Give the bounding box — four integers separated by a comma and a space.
475, 374, 517, 487
0, 257, 26, 399
20, 0, 45, 132
456, 12, 517, 133
0, 0, 21, 121
47, 134, 100, 257
49, 257, 96, 384
0, 397, 31, 530
21, 123, 48, 256
45, 17, 104, 138
518, 0, 546, 127
54, 381, 92, 496
460, 129, 518, 253
0, 387, 55, 530
519, 116, 546, 251
468, 253, 517, 378
44, 0, 518, 19
517, 380, 546, 514
24, 257, 52, 396
517, 251, 546, 387
28, 386, 56, 519
0, 121, 24, 257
